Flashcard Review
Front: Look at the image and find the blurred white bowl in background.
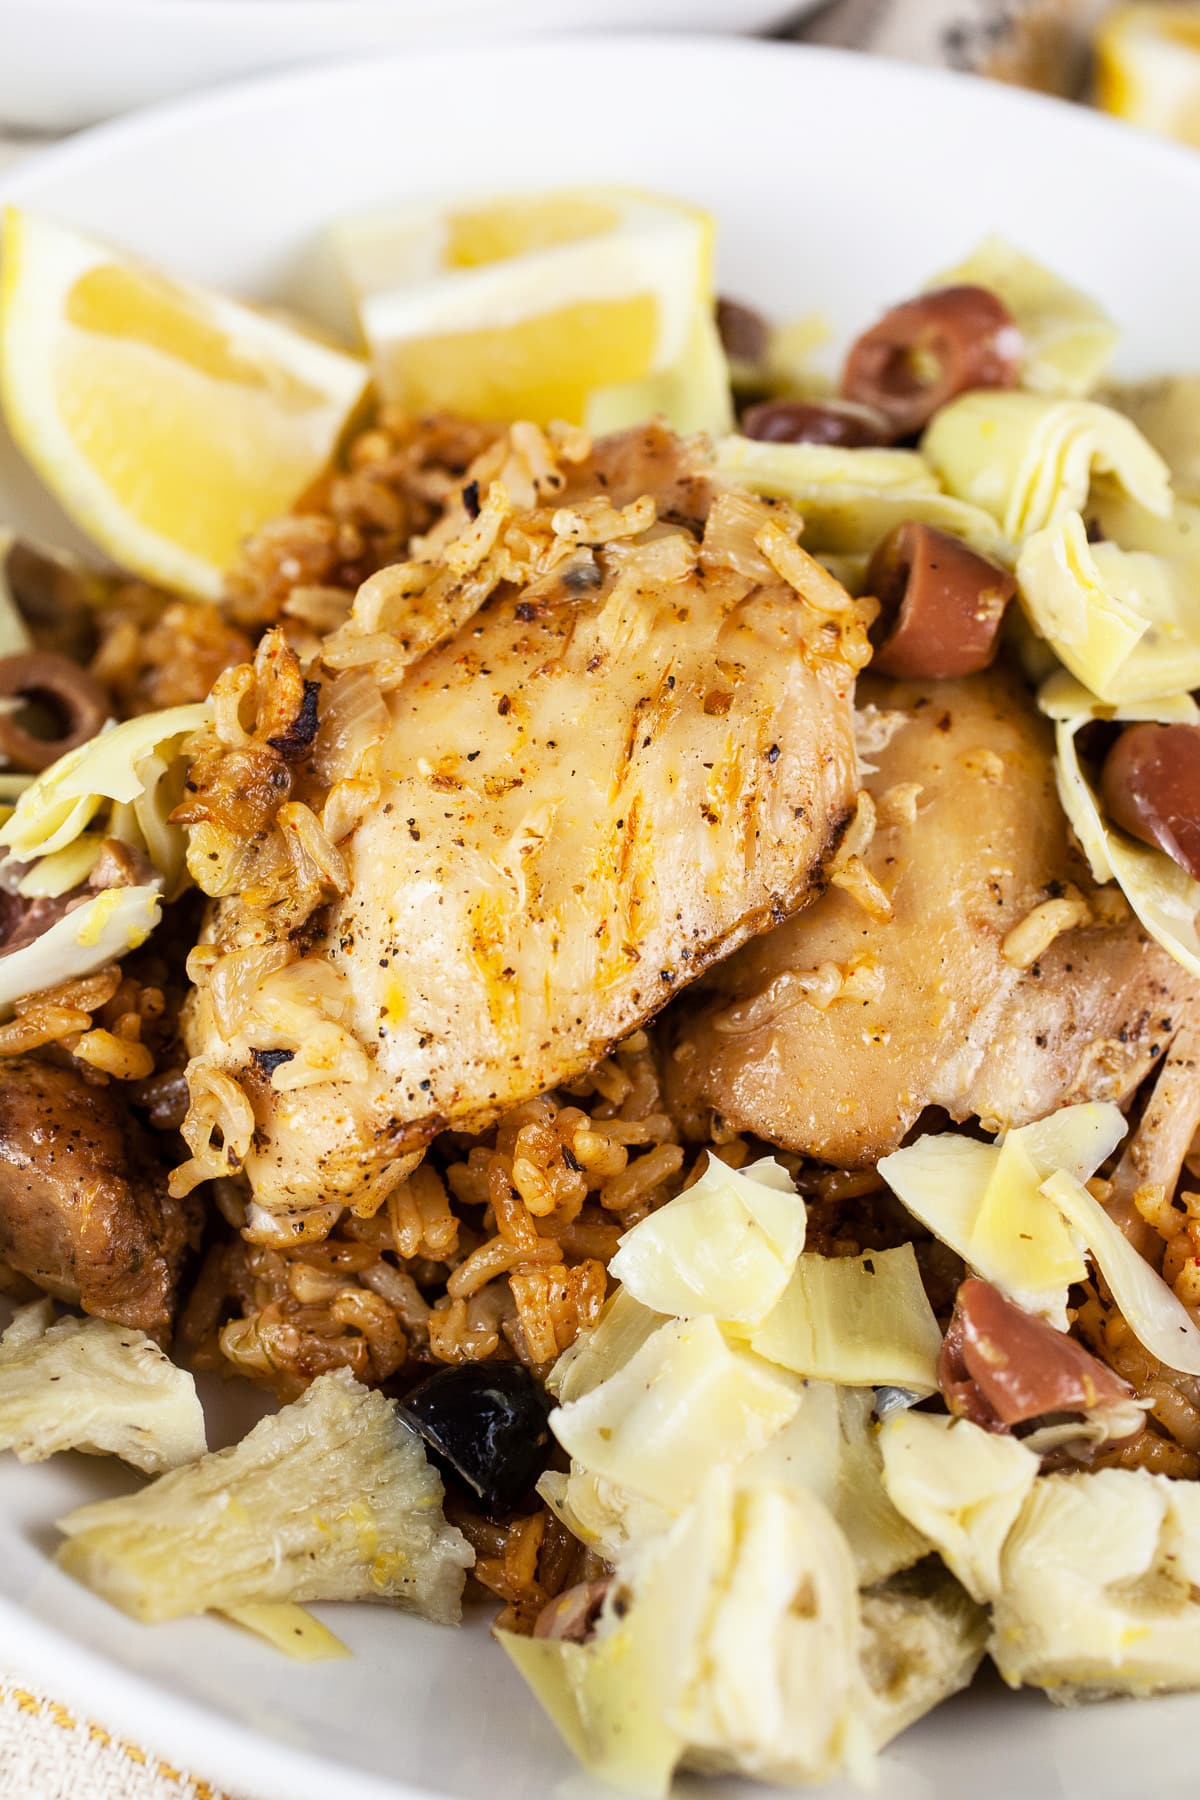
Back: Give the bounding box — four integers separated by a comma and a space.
0, 0, 817, 133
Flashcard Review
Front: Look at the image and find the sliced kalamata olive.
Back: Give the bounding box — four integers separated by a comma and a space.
0, 651, 109, 772
716, 297, 770, 365
398, 1361, 552, 1514
865, 522, 1015, 679
740, 398, 893, 449
939, 1277, 1134, 1430
533, 1579, 611, 1644
841, 285, 1022, 437
1100, 723, 1200, 883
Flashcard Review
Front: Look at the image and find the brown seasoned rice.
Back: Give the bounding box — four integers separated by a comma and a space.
0, 958, 179, 1081
224, 410, 504, 632
180, 1031, 692, 1399
89, 584, 253, 716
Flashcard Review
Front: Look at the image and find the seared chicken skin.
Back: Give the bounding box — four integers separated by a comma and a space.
179, 426, 870, 1238
0, 1056, 194, 1336
666, 668, 1198, 1165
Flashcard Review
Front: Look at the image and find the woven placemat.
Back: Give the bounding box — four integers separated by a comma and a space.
0, 1678, 233, 1800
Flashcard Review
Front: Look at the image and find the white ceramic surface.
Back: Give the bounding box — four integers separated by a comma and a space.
0, 0, 817, 132
1, 35, 1200, 1800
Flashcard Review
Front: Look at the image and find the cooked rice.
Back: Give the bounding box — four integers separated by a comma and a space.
1135, 1179, 1200, 1310
90, 583, 253, 716
0, 958, 178, 1080
180, 1031, 690, 1399
225, 410, 504, 632
1075, 1280, 1200, 1478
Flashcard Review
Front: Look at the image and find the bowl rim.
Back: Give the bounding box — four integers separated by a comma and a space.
2, 0, 804, 30
2, 29, 1197, 212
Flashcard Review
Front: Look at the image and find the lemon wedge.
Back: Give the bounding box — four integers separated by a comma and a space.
1095, 6, 1200, 146
335, 186, 731, 435
0, 209, 368, 599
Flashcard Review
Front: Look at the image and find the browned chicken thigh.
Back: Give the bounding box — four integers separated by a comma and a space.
666, 667, 1198, 1165
0, 1056, 194, 1336
180, 426, 870, 1237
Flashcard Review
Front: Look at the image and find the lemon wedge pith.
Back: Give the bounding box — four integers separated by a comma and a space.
336, 186, 730, 435
0, 209, 368, 600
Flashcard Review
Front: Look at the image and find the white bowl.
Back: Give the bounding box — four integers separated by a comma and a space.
0, 0, 817, 133
2, 35, 1200, 1800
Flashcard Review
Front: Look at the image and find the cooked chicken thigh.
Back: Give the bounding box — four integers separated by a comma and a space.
180, 426, 869, 1236
666, 668, 1197, 1166
0, 1056, 194, 1336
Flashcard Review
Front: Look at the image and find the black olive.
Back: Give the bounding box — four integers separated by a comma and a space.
397, 1362, 553, 1515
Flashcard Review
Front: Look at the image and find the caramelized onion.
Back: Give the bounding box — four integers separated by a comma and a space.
0, 651, 109, 772
841, 284, 1022, 436
1100, 723, 1200, 883
865, 522, 1015, 679
939, 1277, 1133, 1431
740, 398, 893, 448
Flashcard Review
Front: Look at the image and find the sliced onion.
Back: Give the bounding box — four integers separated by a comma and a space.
1042, 1169, 1200, 1377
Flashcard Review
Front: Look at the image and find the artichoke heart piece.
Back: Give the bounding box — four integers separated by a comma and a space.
222, 1601, 350, 1663
506, 1471, 982, 1797
991, 1470, 1200, 1696
879, 1411, 1039, 1604
745, 1383, 928, 1587
673, 1481, 871, 1787
883, 1422, 1200, 1697
1042, 1169, 1200, 1378
546, 1287, 664, 1406
0, 1301, 205, 1474
748, 1243, 942, 1392
713, 435, 1008, 560
550, 1373, 924, 1583
608, 1153, 805, 1326
859, 1564, 988, 1750
0, 701, 209, 895
1045, 673, 1200, 979
14, 832, 103, 899
537, 1464, 673, 1563
55, 1367, 473, 1625
922, 392, 1171, 543
1017, 510, 1200, 704
927, 237, 1118, 397
549, 1316, 801, 1513
1110, 374, 1200, 501
967, 1133, 1088, 1322
0, 884, 161, 1019
501, 1476, 720, 1799
878, 1101, 1121, 1325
